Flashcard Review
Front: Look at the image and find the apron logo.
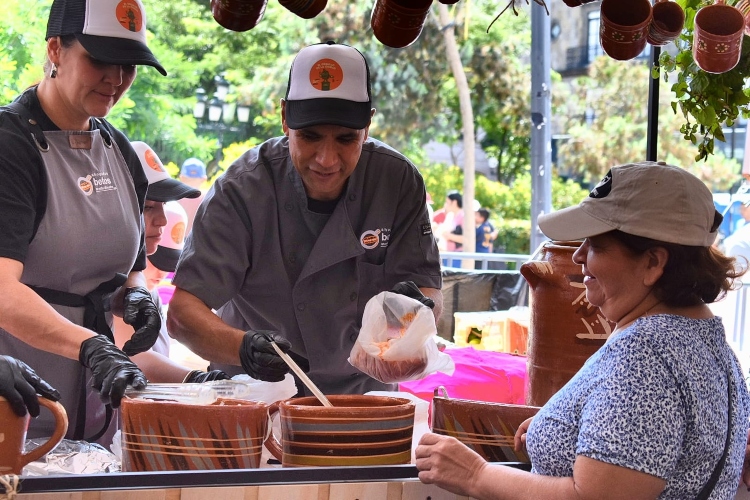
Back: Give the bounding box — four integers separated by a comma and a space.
77, 173, 117, 196
78, 176, 94, 196
360, 228, 391, 250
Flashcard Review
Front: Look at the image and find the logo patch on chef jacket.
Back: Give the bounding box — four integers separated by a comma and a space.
421, 223, 432, 235
76, 173, 117, 196
360, 228, 391, 250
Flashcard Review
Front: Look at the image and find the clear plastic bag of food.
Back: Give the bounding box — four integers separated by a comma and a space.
348, 291, 454, 383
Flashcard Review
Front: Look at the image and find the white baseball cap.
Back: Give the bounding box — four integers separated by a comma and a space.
131, 141, 201, 202
46, 0, 166, 76
148, 201, 187, 272
538, 161, 722, 247
284, 41, 372, 130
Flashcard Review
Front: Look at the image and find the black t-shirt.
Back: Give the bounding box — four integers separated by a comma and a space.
0, 87, 148, 271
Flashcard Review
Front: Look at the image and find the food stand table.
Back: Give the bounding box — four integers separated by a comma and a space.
4, 464, 531, 499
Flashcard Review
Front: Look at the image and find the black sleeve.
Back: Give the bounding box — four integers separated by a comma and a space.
0, 109, 46, 262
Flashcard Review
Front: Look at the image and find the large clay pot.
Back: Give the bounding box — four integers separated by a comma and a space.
520, 241, 614, 407
0, 396, 67, 474
430, 387, 539, 463
265, 394, 415, 467
120, 397, 270, 471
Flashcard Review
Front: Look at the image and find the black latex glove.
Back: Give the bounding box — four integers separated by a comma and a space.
390, 280, 435, 309
184, 369, 231, 384
79, 335, 147, 408
239, 330, 310, 382
122, 286, 161, 356
0, 355, 60, 417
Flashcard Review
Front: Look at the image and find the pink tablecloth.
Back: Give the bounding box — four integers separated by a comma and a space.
399, 347, 527, 405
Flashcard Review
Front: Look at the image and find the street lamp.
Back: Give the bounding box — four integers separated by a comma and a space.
192, 75, 251, 176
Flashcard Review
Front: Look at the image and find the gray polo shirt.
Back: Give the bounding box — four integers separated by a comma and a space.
173, 136, 441, 395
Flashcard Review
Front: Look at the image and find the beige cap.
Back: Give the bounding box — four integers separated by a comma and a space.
538, 161, 721, 247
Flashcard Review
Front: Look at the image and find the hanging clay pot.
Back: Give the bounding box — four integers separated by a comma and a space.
599, 0, 652, 61
692, 0, 744, 74
520, 241, 614, 407
211, 0, 268, 32
371, 0, 433, 49
278, 0, 328, 19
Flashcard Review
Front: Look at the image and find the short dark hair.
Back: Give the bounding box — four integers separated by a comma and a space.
609, 230, 744, 306
447, 190, 462, 208
477, 208, 490, 221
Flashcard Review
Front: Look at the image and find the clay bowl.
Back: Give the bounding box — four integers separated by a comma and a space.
265, 394, 415, 467
120, 397, 270, 471
431, 387, 540, 463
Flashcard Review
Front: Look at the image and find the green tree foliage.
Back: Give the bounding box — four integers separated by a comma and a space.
2, 0, 533, 186
554, 56, 740, 191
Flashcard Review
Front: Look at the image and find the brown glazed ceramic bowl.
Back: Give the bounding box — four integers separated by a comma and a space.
120, 397, 270, 471
265, 394, 415, 467
431, 387, 540, 463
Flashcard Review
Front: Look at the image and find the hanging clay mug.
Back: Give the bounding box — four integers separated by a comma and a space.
693, 0, 744, 74
734, 0, 750, 36
0, 396, 68, 475
211, 0, 268, 32
647, 0, 685, 46
520, 241, 615, 407
277, 0, 327, 19
371, 0, 433, 49
599, 0, 653, 60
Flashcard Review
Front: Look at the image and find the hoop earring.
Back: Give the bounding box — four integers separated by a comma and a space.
50, 64, 57, 79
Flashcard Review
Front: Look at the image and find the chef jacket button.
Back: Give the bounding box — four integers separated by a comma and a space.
297, 303, 305, 311
350, 332, 357, 342
289, 255, 296, 263
285, 202, 293, 211
350, 372, 359, 377
348, 194, 356, 201
350, 292, 357, 301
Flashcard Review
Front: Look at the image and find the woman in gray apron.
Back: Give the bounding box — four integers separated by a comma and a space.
0, 0, 167, 446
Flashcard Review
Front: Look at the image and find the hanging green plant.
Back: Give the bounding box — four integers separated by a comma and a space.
658, 0, 750, 161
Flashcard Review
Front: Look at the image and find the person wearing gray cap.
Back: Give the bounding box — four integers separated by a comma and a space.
168, 42, 442, 397
0, 0, 166, 445
416, 162, 750, 499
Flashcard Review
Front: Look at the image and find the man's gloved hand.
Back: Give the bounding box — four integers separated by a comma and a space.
239, 330, 309, 382
0, 355, 60, 417
79, 335, 147, 408
184, 369, 231, 384
390, 280, 435, 309
122, 286, 161, 356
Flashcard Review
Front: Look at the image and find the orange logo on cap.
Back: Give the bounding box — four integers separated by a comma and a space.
116, 1, 143, 32
309, 59, 343, 92
171, 221, 186, 245
144, 148, 162, 172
